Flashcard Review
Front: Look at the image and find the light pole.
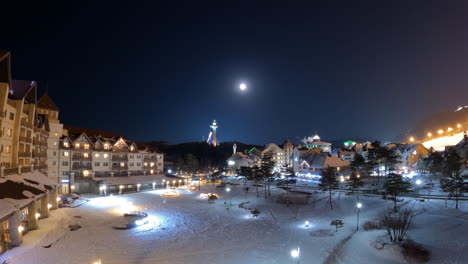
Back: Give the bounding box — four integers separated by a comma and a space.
356, 202, 362, 231
291, 247, 300, 264
226, 187, 232, 206
415, 179, 422, 198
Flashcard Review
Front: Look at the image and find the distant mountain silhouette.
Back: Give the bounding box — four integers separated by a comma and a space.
146, 141, 262, 169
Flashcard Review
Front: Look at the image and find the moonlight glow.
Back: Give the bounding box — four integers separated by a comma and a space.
239, 83, 247, 91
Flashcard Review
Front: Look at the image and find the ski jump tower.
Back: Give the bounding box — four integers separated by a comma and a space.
207, 120, 218, 147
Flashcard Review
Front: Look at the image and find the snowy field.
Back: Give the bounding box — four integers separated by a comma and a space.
2, 182, 468, 264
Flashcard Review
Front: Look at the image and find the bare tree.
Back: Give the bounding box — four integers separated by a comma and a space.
381, 209, 414, 242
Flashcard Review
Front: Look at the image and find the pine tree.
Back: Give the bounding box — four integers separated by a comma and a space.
383, 173, 412, 212
260, 153, 275, 198
320, 167, 338, 209
347, 170, 365, 201
440, 149, 467, 209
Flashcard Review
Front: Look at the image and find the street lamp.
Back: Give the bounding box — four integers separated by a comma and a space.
415, 179, 422, 198
427, 132, 432, 137
457, 124, 462, 132
409, 137, 415, 143
438, 129, 444, 135
356, 203, 362, 231
226, 187, 232, 206
291, 247, 300, 263
304, 220, 310, 227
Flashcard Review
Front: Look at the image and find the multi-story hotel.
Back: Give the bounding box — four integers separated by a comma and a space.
0, 50, 59, 255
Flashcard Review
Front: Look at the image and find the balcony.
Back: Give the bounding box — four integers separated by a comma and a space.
111, 155, 128, 161
143, 156, 157, 162
19, 136, 32, 143
18, 152, 32, 158
4, 167, 18, 175
72, 153, 92, 160
33, 152, 47, 158
72, 164, 92, 170
35, 164, 48, 171
33, 139, 47, 147
41, 130, 49, 137
112, 164, 128, 170
21, 120, 33, 129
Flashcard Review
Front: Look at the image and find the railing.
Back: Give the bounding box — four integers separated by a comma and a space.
19, 136, 32, 143
33, 139, 47, 146
72, 164, 92, 170
143, 157, 157, 162
35, 165, 48, 170
18, 152, 32, 158
4, 167, 18, 175
112, 156, 128, 161
41, 130, 49, 137
72, 154, 92, 160
21, 120, 33, 129
33, 152, 47, 158
112, 164, 129, 170
22, 166, 32, 173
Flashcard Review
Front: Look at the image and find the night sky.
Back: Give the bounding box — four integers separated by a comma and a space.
1, 1, 468, 145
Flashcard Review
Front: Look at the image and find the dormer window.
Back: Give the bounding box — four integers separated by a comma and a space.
104, 143, 109, 150
130, 146, 134, 151
64, 142, 69, 147
84, 153, 89, 158
75, 143, 80, 148
84, 144, 90, 150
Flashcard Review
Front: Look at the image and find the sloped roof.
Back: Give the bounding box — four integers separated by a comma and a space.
38, 93, 60, 111
301, 152, 350, 169
37, 114, 50, 132
65, 126, 123, 139
283, 138, 293, 146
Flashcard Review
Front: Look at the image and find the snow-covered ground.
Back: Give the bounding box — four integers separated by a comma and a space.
1, 182, 468, 264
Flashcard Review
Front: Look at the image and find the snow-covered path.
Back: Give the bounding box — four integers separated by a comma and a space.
1, 184, 468, 264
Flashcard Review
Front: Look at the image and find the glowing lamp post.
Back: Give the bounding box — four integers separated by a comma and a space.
291, 247, 300, 263
427, 132, 432, 137
438, 129, 444, 135
356, 203, 362, 231
458, 124, 462, 132
415, 179, 422, 198
119, 185, 124, 195
304, 220, 310, 227
226, 187, 232, 206
152, 182, 156, 190
409, 137, 414, 143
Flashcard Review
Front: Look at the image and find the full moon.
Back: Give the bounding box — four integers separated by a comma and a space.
239, 83, 247, 91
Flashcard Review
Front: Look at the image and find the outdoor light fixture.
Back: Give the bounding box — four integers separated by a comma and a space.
356, 203, 362, 209
427, 132, 432, 137
137, 184, 141, 187
56, 197, 61, 202
305, 220, 310, 227
35, 213, 40, 219
291, 247, 300, 258
47, 204, 52, 209
18, 226, 24, 233
119, 185, 124, 189
416, 179, 422, 185
409, 137, 414, 142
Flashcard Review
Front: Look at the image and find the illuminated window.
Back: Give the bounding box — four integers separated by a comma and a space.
130, 146, 134, 151
144, 162, 148, 166
103, 153, 108, 158
150, 162, 154, 167
64, 151, 69, 157
95, 153, 100, 158
5, 146, 11, 153
84, 144, 90, 150
104, 143, 109, 150
75, 143, 80, 148
83, 170, 90, 177
150, 169, 154, 174
83, 153, 89, 158
120, 162, 125, 167
7, 129, 12, 137
64, 142, 69, 147
54, 132, 58, 136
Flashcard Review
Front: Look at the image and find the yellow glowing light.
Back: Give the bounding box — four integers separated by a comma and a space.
47, 204, 52, 209
56, 197, 61, 202
438, 129, 444, 135
119, 185, 124, 189
409, 137, 415, 142
71, 185, 75, 190
18, 226, 24, 232
457, 124, 462, 128
427, 132, 432, 137
35, 213, 40, 219
448, 127, 453, 132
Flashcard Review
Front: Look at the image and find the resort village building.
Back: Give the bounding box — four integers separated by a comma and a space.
0, 50, 59, 256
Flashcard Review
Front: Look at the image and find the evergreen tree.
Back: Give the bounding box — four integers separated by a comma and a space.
347, 170, 365, 201
351, 153, 366, 176
260, 153, 275, 198
383, 173, 412, 212
238, 166, 253, 191
440, 149, 467, 209
320, 167, 339, 209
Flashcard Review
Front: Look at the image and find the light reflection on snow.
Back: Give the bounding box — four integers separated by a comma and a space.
135, 215, 161, 231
